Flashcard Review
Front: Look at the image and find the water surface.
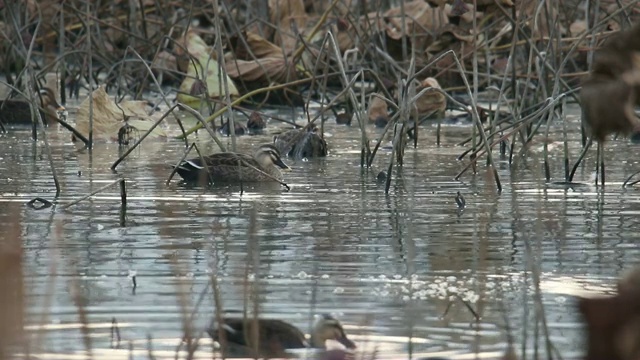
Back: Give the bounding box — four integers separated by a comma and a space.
2, 105, 640, 359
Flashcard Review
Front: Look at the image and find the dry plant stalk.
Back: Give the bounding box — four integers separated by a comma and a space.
0, 202, 25, 360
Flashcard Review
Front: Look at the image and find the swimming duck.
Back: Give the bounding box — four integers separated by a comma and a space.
274, 127, 328, 159
0, 87, 65, 126
207, 314, 356, 358
218, 119, 248, 136
174, 144, 290, 184
246, 112, 267, 131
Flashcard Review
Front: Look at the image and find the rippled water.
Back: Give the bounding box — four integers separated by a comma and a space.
2, 104, 640, 359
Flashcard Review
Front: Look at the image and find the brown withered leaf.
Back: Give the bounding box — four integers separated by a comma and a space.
304, 0, 352, 16
612, 267, 640, 360
569, 20, 587, 37
333, 12, 381, 52
225, 57, 297, 84
175, 30, 220, 71
176, 30, 239, 108
413, 77, 446, 117
476, 0, 512, 5
579, 290, 640, 360
269, 0, 308, 55
383, 0, 448, 40
75, 86, 166, 143
367, 94, 389, 128
515, 1, 557, 38
151, 50, 178, 82
449, 0, 469, 17
605, 3, 625, 32
426, 24, 480, 77
443, 1, 483, 23
269, 0, 306, 27
230, 31, 285, 60
578, 266, 640, 360
433, 0, 512, 6
336, 21, 356, 53
618, 266, 640, 294
427, 24, 474, 53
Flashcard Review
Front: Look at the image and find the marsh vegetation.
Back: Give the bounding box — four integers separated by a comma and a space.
1, 0, 640, 359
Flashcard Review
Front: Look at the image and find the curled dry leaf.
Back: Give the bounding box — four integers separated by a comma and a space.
433, 0, 512, 6
305, 0, 351, 17
383, 0, 448, 41
269, 0, 308, 55
151, 50, 178, 83
443, 2, 483, 23
515, 1, 557, 38
477, 0, 513, 5
569, 20, 587, 37
426, 24, 480, 74
605, 4, 625, 32
427, 24, 474, 53
331, 12, 381, 52
152, 51, 177, 72
230, 32, 285, 60
226, 57, 297, 84
413, 77, 446, 118
367, 94, 389, 128
335, 17, 357, 52
75, 86, 166, 143
176, 30, 239, 108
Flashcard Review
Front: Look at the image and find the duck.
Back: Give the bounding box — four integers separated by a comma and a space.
273, 126, 328, 159
218, 119, 248, 136
0, 87, 65, 126
207, 314, 356, 358
246, 112, 267, 131
174, 144, 290, 185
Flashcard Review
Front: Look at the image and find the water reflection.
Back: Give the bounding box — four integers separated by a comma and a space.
1, 112, 639, 359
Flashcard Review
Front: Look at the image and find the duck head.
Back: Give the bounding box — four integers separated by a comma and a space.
38, 87, 65, 124
254, 144, 291, 171
38, 88, 64, 110
310, 314, 356, 350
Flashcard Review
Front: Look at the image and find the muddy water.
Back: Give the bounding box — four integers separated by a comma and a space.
1, 105, 640, 359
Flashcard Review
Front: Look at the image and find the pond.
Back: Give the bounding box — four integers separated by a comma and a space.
1, 103, 639, 359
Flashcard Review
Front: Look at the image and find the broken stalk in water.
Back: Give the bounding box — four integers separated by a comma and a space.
62, 179, 126, 210
119, 178, 127, 227
167, 142, 197, 185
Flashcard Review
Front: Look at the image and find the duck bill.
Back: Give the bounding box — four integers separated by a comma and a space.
336, 336, 356, 349
50, 98, 65, 112
275, 158, 291, 171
